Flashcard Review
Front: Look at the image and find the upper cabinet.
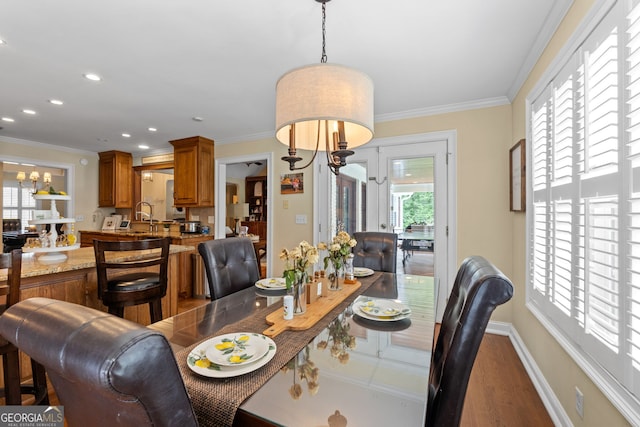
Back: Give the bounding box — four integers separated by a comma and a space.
245, 176, 267, 221
98, 150, 132, 208
170, 136, 214, 207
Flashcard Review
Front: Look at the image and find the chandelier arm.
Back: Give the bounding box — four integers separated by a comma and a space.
282, 121, 323, 171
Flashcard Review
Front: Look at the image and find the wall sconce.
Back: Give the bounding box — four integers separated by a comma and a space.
142, 172, 153, 182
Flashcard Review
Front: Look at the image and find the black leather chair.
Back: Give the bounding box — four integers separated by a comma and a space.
93, 237, 170, 324
0, 249, 49, 405
198, 237, 260, 300
352, 231, 398, 273
426, 256, 514, 427
0, 297, 197, 426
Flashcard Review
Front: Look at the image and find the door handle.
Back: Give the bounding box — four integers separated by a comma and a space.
380, 224, 387, 229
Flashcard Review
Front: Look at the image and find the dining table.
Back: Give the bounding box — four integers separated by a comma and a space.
398, 231, 435, 266
148, 271, 437, 427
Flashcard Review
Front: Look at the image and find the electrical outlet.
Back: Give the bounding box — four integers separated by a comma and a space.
283, 200, 289, 209
191, 215, 199, 221
75, 215, 84, 222
575, 387, 584, 418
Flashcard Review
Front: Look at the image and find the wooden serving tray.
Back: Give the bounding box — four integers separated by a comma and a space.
263, 281, 362, 337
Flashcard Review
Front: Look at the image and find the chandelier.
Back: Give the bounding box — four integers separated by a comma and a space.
275, 0, 374, 175
16, 169, 51, 193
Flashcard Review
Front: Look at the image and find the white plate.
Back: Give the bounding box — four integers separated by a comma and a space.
205, 333, 269, 366
354, 267, 375, 277
255, 277, 287, 289
356, 299, 411, 321
187, 334, 276, 378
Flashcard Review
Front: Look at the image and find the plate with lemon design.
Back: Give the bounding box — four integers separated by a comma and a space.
355, 298, 412, 322
187, 333, 276, 378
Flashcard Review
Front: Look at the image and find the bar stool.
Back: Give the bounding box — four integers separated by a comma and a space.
0, 249, 49, 405
93, 238, 171, 324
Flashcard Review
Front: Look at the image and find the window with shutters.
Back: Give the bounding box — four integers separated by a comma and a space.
527, 0, 640, 421
2, 181, 36, 227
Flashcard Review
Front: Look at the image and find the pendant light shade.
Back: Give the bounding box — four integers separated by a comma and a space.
275, 63, 374, 151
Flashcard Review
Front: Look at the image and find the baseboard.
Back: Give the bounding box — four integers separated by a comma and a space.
487, 321, 571, 426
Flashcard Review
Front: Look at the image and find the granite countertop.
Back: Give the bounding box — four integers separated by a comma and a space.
0, 245, 194, 281
79, 230, 212, 240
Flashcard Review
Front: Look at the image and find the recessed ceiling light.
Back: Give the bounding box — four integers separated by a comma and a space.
1, 117, 15, 122
122, 133, 131, 138
48, 99, 64, 105
138, 144, 149, 150
192, 116, 204, 122
0, 40, 6, 45
148, 127, 157, 132
405, 173, 412, 177
83, 73, 102, 81
22, 109, 36, 115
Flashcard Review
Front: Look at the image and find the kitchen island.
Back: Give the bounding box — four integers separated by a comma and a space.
79, 229, 214, 298
0, 245, 193, 326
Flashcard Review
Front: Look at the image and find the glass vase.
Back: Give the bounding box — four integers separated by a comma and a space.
288, 270, 307, 315
329, 259, 344, 291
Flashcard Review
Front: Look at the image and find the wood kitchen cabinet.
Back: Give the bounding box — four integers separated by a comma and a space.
98, 150, 133, 208
170, 136, 215, 207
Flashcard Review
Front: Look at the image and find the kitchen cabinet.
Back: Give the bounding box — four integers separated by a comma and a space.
98, 150, 133, 208
170, 136, 214, 207
245, 176, 267, 221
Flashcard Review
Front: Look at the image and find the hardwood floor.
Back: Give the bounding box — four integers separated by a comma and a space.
43, 251, 553, 426
404, 250, 553, 426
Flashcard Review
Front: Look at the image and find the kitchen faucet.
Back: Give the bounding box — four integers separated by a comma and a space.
135, 201, 156, 232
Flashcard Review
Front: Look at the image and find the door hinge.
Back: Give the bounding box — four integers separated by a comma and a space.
446, 225, 449, 236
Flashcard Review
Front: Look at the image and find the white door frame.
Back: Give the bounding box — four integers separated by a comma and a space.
215, 152, 274, 278
315, 130, 457, 320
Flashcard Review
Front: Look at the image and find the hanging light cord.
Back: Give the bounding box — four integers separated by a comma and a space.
320, 1, 327, 63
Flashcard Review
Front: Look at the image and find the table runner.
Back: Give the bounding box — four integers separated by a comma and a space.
175, 273, 379, 427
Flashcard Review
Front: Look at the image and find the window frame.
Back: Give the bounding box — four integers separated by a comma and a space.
526, 0, 640, 423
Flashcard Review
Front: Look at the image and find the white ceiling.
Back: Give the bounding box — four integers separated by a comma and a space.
0, 0, 572, 156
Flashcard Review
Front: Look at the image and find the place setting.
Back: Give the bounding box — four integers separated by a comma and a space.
350, 296, 412, 331
353, 267, 375, 277
187, 332, 277, 378
253, 277, 288, 296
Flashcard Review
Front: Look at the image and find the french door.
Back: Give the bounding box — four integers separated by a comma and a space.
316, 132, 455, 319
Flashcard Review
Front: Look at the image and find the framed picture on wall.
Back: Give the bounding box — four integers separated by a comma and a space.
280, 173, 304, 194
509, 139, 526, 212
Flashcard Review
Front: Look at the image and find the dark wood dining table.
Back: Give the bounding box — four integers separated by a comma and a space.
148, 272, 436, 427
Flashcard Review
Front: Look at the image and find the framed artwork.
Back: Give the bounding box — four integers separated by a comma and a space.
280, 173, 304, 194
102, 216, 117, 231
509, 139, 526, 212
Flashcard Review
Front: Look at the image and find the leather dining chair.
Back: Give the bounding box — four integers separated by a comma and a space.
0, 249, 49, 405
352, 231, 398, 273
426, 255, 514, 427
198, 237, 260, 300
93, 237, 171, 324
0, 297, 197, 427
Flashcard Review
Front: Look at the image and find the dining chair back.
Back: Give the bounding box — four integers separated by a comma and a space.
0, 249, 48, 405
0, 297, 197, 426
198, 237, 260, 300
352, 231, 398, 273
93, 237, 171, 324
426, 256, 514, 427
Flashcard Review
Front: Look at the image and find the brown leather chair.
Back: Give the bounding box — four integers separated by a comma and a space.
0, 297, 197, 426
0, 249, 48, 405
93, 237, 170, 323
352, 231, 398, 273
198, 237, 260, 300
426, 256, 514, 427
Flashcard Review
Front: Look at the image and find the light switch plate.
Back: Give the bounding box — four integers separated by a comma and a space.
208, 216, 214, 224
295, 214, 307, 224
191, 215, 199, 221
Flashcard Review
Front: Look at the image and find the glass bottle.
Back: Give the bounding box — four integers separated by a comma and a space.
66, 224, 77, 246
345, 254, 355, 283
